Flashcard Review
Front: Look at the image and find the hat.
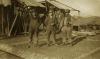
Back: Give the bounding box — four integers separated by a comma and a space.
65, 9, 70, 13
60, 9, 65, 13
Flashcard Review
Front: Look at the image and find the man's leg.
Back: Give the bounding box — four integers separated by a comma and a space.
46, 30, 51, 46
28, 29, 34, 48
52, 30, 56, 45
67, 30, 73, 46
62, 32, 67, 44
34, 30, 39, 46
62, 27, 67, 45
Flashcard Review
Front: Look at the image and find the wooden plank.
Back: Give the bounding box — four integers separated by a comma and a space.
8, 14, 18, 37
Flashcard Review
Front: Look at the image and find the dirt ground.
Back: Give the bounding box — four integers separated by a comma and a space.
0, 34, 100, 59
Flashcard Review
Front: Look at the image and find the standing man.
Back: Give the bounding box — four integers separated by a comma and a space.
45, 8, 57, 46
61, 9, 73, 45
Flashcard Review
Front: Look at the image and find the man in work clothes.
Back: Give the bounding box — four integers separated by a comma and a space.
61, 9, 73, 45
29, 11, 40, 47
45, 9, 57, 46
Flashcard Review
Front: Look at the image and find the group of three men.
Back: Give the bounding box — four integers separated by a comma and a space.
46, 9, 73, 46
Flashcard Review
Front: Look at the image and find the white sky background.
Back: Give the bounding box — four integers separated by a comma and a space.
36, 0, 100, 17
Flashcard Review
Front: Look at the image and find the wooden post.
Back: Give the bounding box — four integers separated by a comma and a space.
22, 10, 27, 36
21, 12, 24, 33
20, 10, 27, 35
1, 6, 4, 35
6, 7, 10, 36
7, 12, 9, 35
45, 0, 48, 12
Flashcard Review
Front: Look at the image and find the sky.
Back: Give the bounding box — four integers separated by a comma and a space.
37, 0, 100, 17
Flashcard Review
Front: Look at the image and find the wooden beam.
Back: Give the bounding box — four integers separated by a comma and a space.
8, 14, 18, 37
1, 6, 4, 35
6, 8, 10, 36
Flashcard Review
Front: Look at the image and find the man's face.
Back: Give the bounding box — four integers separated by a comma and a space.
49, 9, 52, 16
66, 13, 69, 16
49, 12, 52, 17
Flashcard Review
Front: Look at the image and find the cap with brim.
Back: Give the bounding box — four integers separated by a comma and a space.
65, 9, 70, 13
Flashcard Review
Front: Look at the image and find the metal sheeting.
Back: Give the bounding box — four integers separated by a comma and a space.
19, 0, 45, 7
47, 0, 78, 11
0, 0, 11, 6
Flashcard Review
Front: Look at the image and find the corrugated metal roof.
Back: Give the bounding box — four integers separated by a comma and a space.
47, 0, 77, 11
19, 0, 45, 7
0, 0, 11, 6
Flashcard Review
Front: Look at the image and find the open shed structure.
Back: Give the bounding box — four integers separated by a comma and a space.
39, 0, 80, 13
0, 0, 45, 37
0, 0, 80, 37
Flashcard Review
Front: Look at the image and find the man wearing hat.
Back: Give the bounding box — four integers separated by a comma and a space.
61, 9, 73, 45
45, 8, 57, 46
